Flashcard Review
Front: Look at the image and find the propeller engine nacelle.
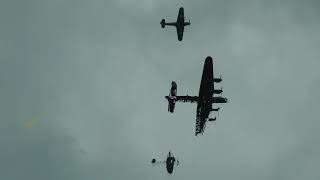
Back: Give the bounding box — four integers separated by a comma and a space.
212, 97, 228, 103
165, 81, 177, 113
160, 19, 166, 28
213, 88, 223, 94
211, 107, 220, 112
214, 75, 222, 83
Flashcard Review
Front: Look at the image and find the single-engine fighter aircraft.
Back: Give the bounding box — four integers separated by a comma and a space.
151, 151, 179, 174
160, 7, 191, 41
165, 56, 228, 136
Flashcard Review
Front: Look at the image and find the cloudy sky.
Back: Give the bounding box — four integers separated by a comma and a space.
1, 0, 320, 179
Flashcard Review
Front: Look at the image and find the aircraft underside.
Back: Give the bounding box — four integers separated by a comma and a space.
165, 56, 227, 136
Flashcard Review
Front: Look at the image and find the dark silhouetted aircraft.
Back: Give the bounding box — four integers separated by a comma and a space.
165, 56, 228, 136
160, 7, 191, 41
151, 151, 179, 174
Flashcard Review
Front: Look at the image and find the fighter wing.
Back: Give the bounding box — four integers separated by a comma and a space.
177, 7, 184, 22
176, 7, 184, 41
176, 27, 184, 41
176, 95, 198, 103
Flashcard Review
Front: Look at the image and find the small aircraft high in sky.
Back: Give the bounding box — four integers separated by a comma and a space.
165, 56, 228, 136
151, 151, 179, 174
160, 7, 191, 41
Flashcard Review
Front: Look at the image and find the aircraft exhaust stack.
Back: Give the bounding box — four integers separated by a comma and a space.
161, 19, 166, 28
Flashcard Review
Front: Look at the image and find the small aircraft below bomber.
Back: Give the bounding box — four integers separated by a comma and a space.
165, 56, 228, 136
151, 151, 179, 174
160, 7, 191, 41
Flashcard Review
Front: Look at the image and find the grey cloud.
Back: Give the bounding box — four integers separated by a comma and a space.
1, 0, 320, 179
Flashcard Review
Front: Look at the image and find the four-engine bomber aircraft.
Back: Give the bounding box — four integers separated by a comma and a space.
165, 56, 228, 136
151, 151, 179, 174
160, 7, 191, 41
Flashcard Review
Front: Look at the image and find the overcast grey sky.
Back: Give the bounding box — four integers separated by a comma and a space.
1, 0, 320, 179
